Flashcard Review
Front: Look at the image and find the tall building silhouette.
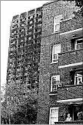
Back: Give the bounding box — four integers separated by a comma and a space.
6, 7, 42, 118
5, 0, 83, 124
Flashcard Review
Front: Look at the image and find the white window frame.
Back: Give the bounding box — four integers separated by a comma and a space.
51, 75, 60, 92
54, 15, 63, 33
75, 38, 83, 50
74, 71, 83, 85
49, 107, 59, 125
52, 44, 61, 63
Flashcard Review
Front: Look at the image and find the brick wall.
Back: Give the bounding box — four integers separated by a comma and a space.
59, 49, 83, 66
37, 0, 83, 124
42, 1, 81, 37
57, 85, 83, 100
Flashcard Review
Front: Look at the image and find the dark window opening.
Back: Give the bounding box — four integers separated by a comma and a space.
70, 70, 83, 85
68, 104, 83, 121
71, 38, 83, 50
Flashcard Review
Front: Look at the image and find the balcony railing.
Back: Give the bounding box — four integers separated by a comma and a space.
57, 85, 83, 101
59, 49, 83, 66
54, 121, 83, 125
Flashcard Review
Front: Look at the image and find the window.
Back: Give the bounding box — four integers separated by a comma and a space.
29, 20, 33, 24
65, 104, 83, 121
71, 38, 83, 50
51, 75, 60, 92
54, 15, 63, 32
28, 15, 34, 19
74, 71, 83, 85
75, 38, 83, 50
52, 44, 61, 63
49, 107, 59, 124
38, 18, 42, 22
28, 37, 32, 40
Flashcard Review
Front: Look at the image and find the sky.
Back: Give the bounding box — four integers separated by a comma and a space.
1, 1, 50, 88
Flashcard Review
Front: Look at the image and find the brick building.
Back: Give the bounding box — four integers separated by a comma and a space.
5, 0, 83, 124
37, 0, 83, 124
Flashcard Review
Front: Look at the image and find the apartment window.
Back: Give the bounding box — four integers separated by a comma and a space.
54, 15, 63, 33
30, 20, 33, 23
49, 107, 59, 124
52, 44, 61, 63
51, 75, 60, 92
71, 38, 83, 50
29, 26, 33, 30
74, 71, 83, 85
28, 37, 32, 40
28, 15, 34, 20
38, 18, 42, 22
75, 38, 83, 50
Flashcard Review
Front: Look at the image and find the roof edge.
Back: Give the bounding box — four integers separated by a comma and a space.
43, 0, 60, 7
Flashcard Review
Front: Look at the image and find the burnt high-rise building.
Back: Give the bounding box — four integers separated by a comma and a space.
7, 7, 42, 89
5, 0, 83, 124
6, 7, 42, 121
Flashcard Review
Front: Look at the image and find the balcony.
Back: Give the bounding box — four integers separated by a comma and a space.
57, 85, 83, 101
55, 121, 83, 125
59, 49, 83, 67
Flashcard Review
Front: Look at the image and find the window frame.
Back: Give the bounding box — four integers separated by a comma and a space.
54, 15, 63, 33
49, 107, 59, 124
75, 38, 83, 50
71, 38, 83, 51
74, 71, 83, 85
51, 75, 60, 92
52, 44, 61, 63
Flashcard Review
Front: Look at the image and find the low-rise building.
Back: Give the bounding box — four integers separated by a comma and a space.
37, 0, 83, 124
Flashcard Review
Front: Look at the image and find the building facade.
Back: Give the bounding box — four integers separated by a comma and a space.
37, 0, 83, 124
6, 7, 42, 115
6, 0, 83, 124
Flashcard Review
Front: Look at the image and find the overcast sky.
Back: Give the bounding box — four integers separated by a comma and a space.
1, 1, 50, 87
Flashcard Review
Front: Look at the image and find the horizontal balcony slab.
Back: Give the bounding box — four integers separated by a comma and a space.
57, 85, 83, 102
55, 121, 83, 125
58, 49, 83, 68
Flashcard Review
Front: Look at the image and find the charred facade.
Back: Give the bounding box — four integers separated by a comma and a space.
6, 7, 42, 116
